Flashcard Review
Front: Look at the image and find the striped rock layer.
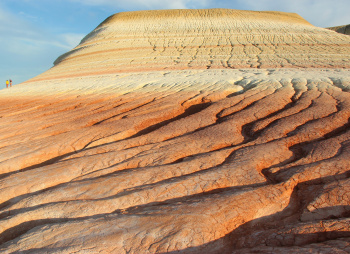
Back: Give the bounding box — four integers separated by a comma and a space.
1, 9, 350, 254
29, 9, 350, 82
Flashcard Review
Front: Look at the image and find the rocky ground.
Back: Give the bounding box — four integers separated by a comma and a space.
0, 9, 350, 254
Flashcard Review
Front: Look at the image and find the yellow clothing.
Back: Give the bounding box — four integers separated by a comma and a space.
6, 80, 9, 85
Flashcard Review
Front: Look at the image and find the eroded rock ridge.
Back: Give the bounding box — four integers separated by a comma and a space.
0, 9, 350, 254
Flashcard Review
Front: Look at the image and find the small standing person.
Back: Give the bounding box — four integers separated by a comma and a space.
6, 80, 9, 88
9, 79, 12, 87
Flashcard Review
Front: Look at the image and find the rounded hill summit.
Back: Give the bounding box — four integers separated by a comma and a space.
30, 8, 350, 82
1, 8, 350, 254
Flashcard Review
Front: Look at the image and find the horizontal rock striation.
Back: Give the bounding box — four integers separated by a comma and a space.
0, 8, 350, 254
28, 9, 350, 82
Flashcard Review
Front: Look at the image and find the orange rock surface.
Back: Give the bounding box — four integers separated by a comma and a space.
0, 9, 350, 253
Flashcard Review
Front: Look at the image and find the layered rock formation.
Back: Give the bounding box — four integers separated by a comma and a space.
1, 9, 350, 254
30, 9, 349, 82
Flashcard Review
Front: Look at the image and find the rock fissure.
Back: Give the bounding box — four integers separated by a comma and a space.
1, 8, 350, 254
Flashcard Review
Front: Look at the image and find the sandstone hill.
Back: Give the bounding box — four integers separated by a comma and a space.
30, 9, 349, 82
0, 9, 350, 253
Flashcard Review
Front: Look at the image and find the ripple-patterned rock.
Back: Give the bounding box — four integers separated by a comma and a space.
1, 8, 350, 254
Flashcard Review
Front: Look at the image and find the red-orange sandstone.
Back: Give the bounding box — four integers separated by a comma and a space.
0, 9, 350, 253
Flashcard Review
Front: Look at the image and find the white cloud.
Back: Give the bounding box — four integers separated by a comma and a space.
68, 0, 350, 27
60, 33, 86, 48
0, 5, 80, 50
0, 3, 84, 84
69, 0, 210, 10
19, 11, 39, 20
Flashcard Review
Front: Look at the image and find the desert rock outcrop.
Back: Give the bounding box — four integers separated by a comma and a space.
30, 9, 349, 82
0, 9, 350, 253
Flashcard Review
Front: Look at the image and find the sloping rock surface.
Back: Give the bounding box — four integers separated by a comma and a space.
0, 9, 350, 254
29, 9, 350, 82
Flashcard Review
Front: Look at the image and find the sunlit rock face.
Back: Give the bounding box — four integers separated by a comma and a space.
30, 8, 349, 82
1, 9, 350, 254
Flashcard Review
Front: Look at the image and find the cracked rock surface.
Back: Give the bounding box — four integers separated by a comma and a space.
1, 9, 350, 254
29, 9, 349, 82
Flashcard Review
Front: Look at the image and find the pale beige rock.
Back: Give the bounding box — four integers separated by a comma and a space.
0, 8, 350, 254
26, 9, 350, 83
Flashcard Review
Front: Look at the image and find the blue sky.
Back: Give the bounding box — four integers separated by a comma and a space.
1, 0, 349, 87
